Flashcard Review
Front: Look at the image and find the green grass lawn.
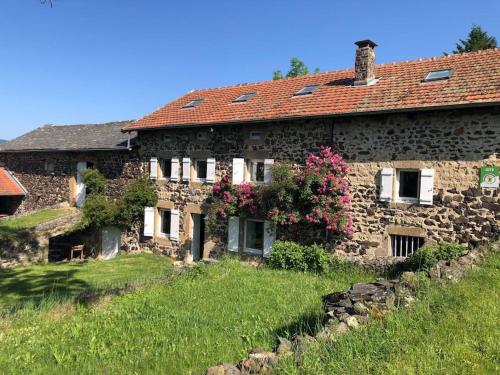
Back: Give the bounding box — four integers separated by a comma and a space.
0, 208, 73, 234
277, 252, 500, 375
0, 253, 173, 310
0, 259, 372, 375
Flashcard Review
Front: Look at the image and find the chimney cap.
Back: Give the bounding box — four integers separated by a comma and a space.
355, 39, 378, 49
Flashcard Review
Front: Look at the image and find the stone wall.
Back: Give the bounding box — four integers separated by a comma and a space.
136, 106, 499, 260
0, 150, 142, 215
335, 108, 500, 256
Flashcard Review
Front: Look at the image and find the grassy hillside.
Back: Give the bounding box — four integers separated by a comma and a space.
277, 252, 500, 374
0, 259, 372, 374
0, 253, 173, 309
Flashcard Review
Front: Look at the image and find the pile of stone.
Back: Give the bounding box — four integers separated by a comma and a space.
206, 338, 292, 375
323, 280, 398, 329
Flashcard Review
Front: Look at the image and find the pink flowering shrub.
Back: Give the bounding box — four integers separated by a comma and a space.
299, 147, 354, 238
208, 147, 353, 239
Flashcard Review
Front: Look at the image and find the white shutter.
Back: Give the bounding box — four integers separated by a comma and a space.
264, 159, 274, 184
76, 162, 87, 208
227, 216, 240, 251
263, 221, 276, 258
171, 158, 179, 181
143, 207, 155, 237
232, 158, 245, 185
379, 168, 394, 202
206, 158, 216, 183
170, 209, 180, 241
419, 169, 435, 205
149, 157, 158, 180
182, 158, 191, 182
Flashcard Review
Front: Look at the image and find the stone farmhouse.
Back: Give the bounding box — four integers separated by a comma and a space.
124, 41, 499, 262
0, 121, 140, 216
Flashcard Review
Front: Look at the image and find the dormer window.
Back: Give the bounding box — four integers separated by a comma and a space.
183, 99, 203, 108
233, 93, 256, 103
294, 84, 320, 96
423, 69, 453, 82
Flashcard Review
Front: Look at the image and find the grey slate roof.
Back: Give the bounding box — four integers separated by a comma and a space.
0, 121, 136, 152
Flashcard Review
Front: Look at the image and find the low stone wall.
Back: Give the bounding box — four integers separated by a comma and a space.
0, 209, 82, 268
204, 243, 498, 374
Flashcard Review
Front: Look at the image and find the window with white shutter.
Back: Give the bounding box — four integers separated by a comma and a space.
263, 221, 276, 258
232, 158, 245, 185
170, 209, 180, 241
206, 158, 216, 183
182, 158, 191, 182
150, 158, 158, 180
419, 169, 435, 205
171, 158, 180, 181
379, 168, 394, 202
227, 216, 240, 251
143, 207, 155, 237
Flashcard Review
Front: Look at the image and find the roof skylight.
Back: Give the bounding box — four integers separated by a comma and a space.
183, 99, 204, 108
294, 84, 320, 96
233, 93, 256, 103
423, 69, 453, 82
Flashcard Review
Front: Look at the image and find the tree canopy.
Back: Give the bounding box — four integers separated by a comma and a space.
454, 25, 497, 54
273, 58, 319, 80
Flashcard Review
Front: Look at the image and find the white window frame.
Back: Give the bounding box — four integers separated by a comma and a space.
395, 169, 420, 204
247, 159, 266, 184
194, 159, 208, 183
158, 208, 171, 239
243, 218, 265, 255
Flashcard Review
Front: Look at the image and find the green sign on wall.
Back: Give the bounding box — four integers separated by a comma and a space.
480, 165, 499, 188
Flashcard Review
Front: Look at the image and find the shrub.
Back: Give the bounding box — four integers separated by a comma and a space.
81, 169, 107, 195
82, 195, 118, 229
268, 241, 307, 272
117, 178, 158, 226
303, 244, 331, 273
268, 241, 331, 273
402, 241, 465, 272
435, 241, 465, 261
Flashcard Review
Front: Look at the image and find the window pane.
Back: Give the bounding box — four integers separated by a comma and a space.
162, 159, 172, 178
399, 171, 419, 198
162, 211, 171, 235
255, 162, 265, 182
197, 161, 207, 179
245, 220, 264, 251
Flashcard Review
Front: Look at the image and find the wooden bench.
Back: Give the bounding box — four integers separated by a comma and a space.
70, 245, 84, 260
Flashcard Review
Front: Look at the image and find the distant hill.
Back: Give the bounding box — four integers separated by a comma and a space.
0, 139, 6, 144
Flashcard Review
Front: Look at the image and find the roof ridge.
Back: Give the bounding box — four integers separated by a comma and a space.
45, 120, 134, 128
187, 48, 500, 93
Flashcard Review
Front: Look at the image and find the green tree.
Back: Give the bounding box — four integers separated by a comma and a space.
454, 25, 497, 53
273, 57, 319, 80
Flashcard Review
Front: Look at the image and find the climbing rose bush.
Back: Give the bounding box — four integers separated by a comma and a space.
209, 147, 353, 239
300, 147, 354, 238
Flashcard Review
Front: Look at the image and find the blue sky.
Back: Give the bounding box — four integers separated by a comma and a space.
1, 0, 499, 140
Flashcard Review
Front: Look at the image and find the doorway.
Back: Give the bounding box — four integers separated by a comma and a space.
190, 213, 205, 261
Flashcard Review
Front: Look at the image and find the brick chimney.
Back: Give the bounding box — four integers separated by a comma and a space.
354, 40, 377, 86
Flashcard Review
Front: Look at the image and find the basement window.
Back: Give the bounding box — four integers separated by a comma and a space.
183, 99, 203, 108
391, 235, 424, 257
244, 219, 265, 254
423, 69, 453, 82
233, 93, 256, 103
294, 84, 320, 96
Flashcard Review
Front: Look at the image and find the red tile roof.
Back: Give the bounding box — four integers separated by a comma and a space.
0, 168, 26, 196
128, 49, 500, 131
